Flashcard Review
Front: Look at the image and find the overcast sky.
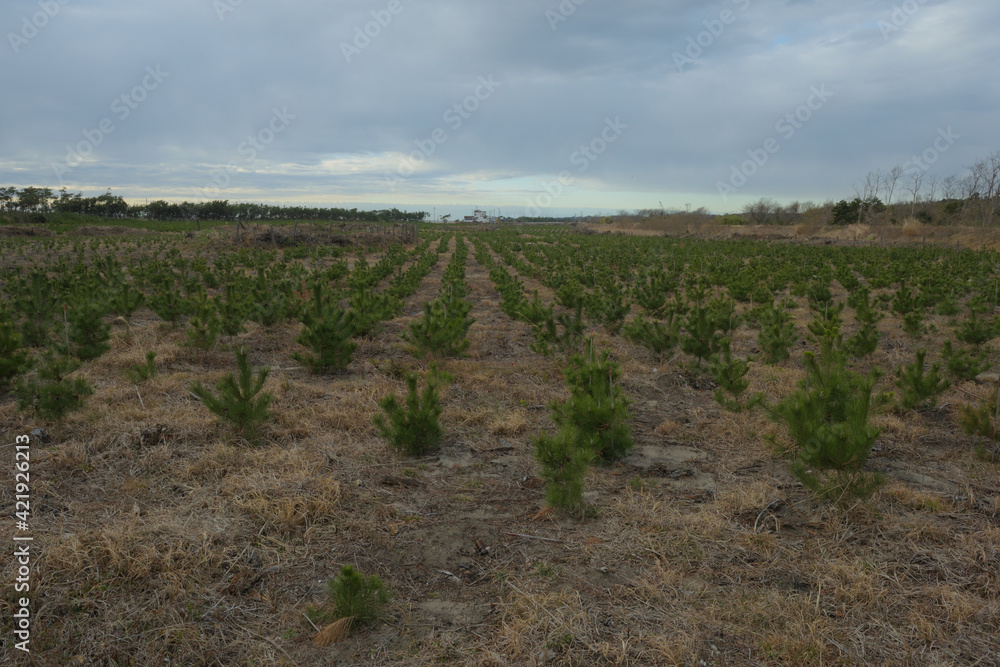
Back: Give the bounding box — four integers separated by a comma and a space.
2, 0, 998, 217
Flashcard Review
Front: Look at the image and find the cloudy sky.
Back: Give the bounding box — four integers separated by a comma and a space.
2, 0, 998, 217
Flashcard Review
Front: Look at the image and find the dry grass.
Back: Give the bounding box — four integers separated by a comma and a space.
1, 229, 999, 665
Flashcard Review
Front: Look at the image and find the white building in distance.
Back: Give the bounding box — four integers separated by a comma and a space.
463, 209, 495, 224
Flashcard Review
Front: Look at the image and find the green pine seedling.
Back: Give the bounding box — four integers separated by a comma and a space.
632, 269, 676, 318
148, 284, 187, 324
62, 299, 111, 361
373, 364, 452, 456
942, 339, 990, 381
710, 339, 753, 413
682, 302, 724, 368
959, 388, 1000, 441
551, 341, 633, 462
190, 346, 274, 444
185, 293, 222, 350
586, 283, 630, 335
528, 310, 558, 358
0, 316, 34, 392
405, 298, 473, 358
126, 350, 157, 383
517, 291, 554, 328
16, 272, 58, 347
15, 350, 93, 420
552, 302, 586, 358
708, 296, 741, 334
216, 284, 249, 337
845, 290, 882, 357
902, 310, 925, 338
955, 310, 998, 347
325, 565, 391, 626
758, 301, 798, 363
555, 279, 585, 310
293, 284, 357, 373
623, 314, 680, 361
770, 338, 888, 505
525, 285, 583, 359
891, 279, 919, 317
533, 427, 594, 517
806, 301, 845, 346
109, 282, 145, 321
895, 349, 951, 411
349, 290, 397, 336
251, 294, 288, 328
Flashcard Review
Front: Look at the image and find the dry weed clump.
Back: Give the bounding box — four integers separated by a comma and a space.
221, 464, 343, 535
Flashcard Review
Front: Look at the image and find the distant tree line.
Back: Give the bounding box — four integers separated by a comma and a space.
732, 149, 1000, 227
0, 186, 427, 223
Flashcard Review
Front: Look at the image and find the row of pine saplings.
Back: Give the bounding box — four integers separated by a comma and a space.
0, 235, 452, 420
477, 240, 1000, 509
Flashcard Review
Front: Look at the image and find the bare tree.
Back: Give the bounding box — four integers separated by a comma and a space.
925, 174, 939, 203
853, 170, 885, 224
774, 201, 801, 225
884, 165, 903, 207
942, 175, 960, 201
742, 197, 777, 225
961, 152, 1000, 226
905, 171, 923, 217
